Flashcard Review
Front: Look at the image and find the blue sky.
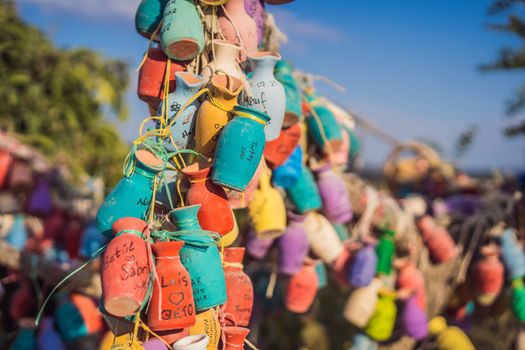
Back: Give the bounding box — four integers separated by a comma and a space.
16, 0, 525, 170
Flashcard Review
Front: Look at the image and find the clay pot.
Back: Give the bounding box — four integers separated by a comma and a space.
244, 0, 266, 42
101, 217, 151, 317
135, 0, 167, 39
511, 279, 525, 322
344, 278, 382, 328
375, 230, 395, 276
9, 282, 35, 321
182, 160, 234, 236
225, 159, 265, 209
285, 259, 318, 313
365, 294, 397, 341
303, 212, 344, 264
248, 169, 286, 239
428, 316, 475, 350
201, 40, 243, 82
272, 146, 302, 189
148, 241, 196, 331
246, 230, 274, 259
142, 339, 169, 349
218, 0, 258, 60
402, 296, 428, 340
350, 333, 378, 350
0, 149, 12, 188
315, 163, 352, 224
138, 46, 186, 109
274, 60, 302, 127
222, 326, 250, 350
195, 75, 243, 157
6, 213, 28, 250
219, 213, 240, 247
278, 212, 309, 275
303, 91, 343, 154
26, 177, 53, 217
189, 308, 221, 350
396, 261, 427, 311
212, 105, 269, 192
223, 248, 254, 326
500, 228, 525, 280
348, 242, 378, 288
7, 159, 33, 193
474, 245, 504, 306
38, 317, 65, 350
285, 163, 322, 214
263, 123, 301, 168
173, 334, 209, 350
417, 216, 457, 263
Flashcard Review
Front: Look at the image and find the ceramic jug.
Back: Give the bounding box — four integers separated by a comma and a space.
500, 228, 525, 280
303, 90, 343, 154
101, 217, 151, 317
286, 163, 322, 214
148, 241, 196, 330
54, 294, 89, 341
27, 178, 52, 217
428, 316, 475, 350
246, 230, 274, 259
474, 245, 504, 306
332, 223, 349, 242
9, 282, 35, 321
333, 248, 352, 287
417, 216, 457, 263
212, 105, 269, 191
285, 259, 319, 313
244, 0, 265, 42
511, 279, 525, 321
189, 308, 221, 350
303, 212, 344, 264
350, 333, 378, 350
343, 278, 382, 328
218, 0, 258, 60
138, 46, 186, 109
274, 60, 302, 126
97, 148, 164, 237
263, 123, 301, 168
375, 230, 395, 276
38, 317, 65, 350
182, 160, 234, 236
161, 72, 205, 151
173, 334, 209, 350
396, 260, 427, 311
315, 163, 352, 224
135, 0, 167, 39
223, 248, 254, 326
79, 221, 107, 259
223, 326, 250, 350
11, 324, 36, 350
6, 159, 33, 193
224, 159, 265, 208
272, 146, 302, 189
169, 205, 227, 310
70, 293, 103, 335
315, 261, 328, 289
6, 213, 27, 250
195, 75, 243, 157
219, 213, 240, 247
365, 294, 397, 341
160, 0, 205, 61
402, 296, 428, 340
243, 51, 285, 141
0, 149, 12, 188
278, 212, 308, 275
201, 40, 243, 82
142, 339, 169, 349
248, 169, 286, 239
349, 242, 378, 287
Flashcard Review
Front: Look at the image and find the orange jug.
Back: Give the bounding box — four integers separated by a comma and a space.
223, 326, 250, 350
474, 245, 504, 306
417, 216, 457, 263
223, 248, 254, 326
263, 124, 301, 168
285, 258, 319, 313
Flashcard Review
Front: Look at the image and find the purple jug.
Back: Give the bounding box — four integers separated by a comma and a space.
278, 212, 309, 275
348, 243, 377, 287
315, 163, 352, 224
246, 230, 274, 259
402, 295, 428, 340
27, 177, 53, 217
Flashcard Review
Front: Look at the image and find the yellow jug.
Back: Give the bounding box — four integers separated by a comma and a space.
219, 211, 239, 247
195, 75, 243, 157
365, 294, 397, 341
189, 308, 221, 350
428, 316, 475, 350
248, 169, 286, 239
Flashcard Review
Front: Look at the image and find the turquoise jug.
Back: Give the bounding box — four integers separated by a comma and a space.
159, 72, 205, 152
54, 296, 88, 341
11, 326, 36, 350
332, 223, 349, 242
212, 105, 269, 192
6, 214, 27, 250
135, 0, 167, 39
96, 148, 165, 237
79, 221, 107, 259
243, 52, 285, 141
272, 146, 303, 189
160, 0, 205, 61
304, 89, 343, 153
285, 163, 322, 214
350, 333, 378, 350
500, 228, 525, 280
315, 262, 328, 289
274, 60, 302, 125
168, 205, 227, 310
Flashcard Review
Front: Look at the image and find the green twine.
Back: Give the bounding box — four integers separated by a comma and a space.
150, 229, 220, 249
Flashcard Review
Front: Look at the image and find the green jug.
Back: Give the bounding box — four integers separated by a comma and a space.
376, 230, 395, 276
365, 294, 397, 341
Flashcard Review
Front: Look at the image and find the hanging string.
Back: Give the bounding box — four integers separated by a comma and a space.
302, 97, 335, 163
136, 21, 163, 72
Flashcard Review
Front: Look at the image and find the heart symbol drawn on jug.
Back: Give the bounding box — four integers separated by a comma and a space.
169, 291, 185, 306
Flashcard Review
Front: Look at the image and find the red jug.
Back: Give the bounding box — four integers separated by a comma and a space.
223, 326, 250, 350
148, 241, 196, 330
474, 245, 504, 306
182, 161, 234, 236
417, 216, 457, 263
285, 259, 319, 313
223, 248, 254, 326
101, 217, 151, 317
138, 46, 187, 109
263, 124, 301, 168
395, 258, 427, 311
0, 148, 12, 188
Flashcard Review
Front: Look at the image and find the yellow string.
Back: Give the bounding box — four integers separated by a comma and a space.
148, 175, 159, 224
241, 191, 245, 208
176, 175, 185, 207
244, 338, 261, 350
208, 95, 230, 112
138, 320, 172, 348
233, 111, 267, 126
189, 177, 210, 184
136, 22, 163, 72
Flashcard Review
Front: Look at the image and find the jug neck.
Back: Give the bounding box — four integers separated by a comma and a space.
174, 72, 205, 97
170, 205, 203, 231
182, 161, 212, 182
213, 41, 241, 65
152, 241, 184, 258
248, 52, 280, 78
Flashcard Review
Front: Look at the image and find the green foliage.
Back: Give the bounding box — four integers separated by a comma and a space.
484, 0, 525, 136
455, 125, 478, 160
0, 0, 129, 185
